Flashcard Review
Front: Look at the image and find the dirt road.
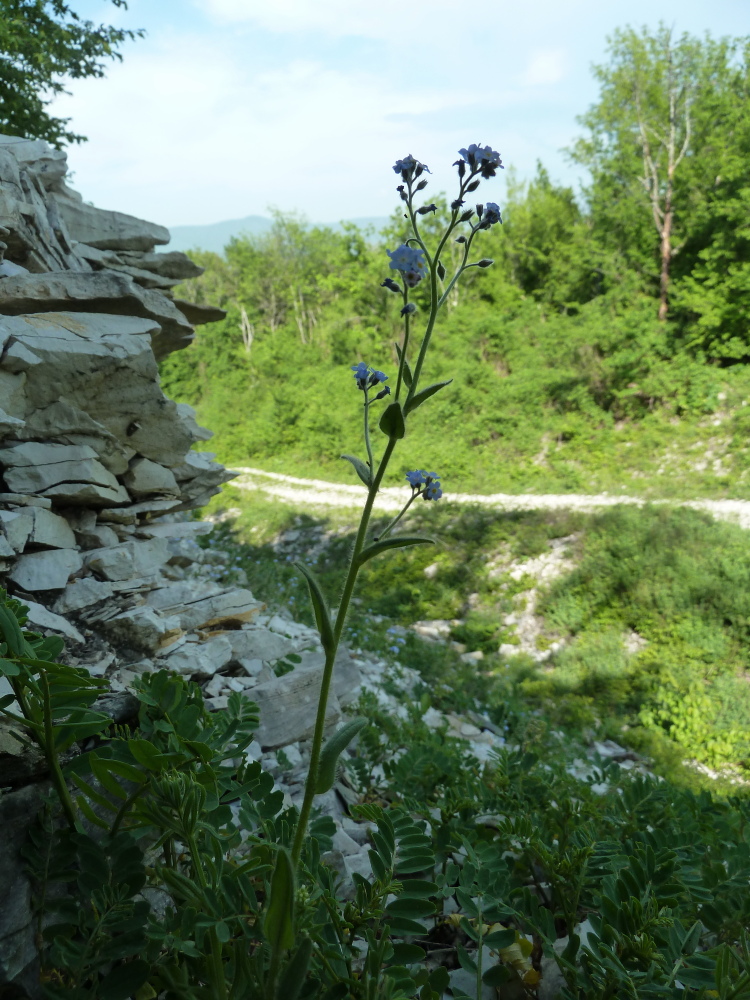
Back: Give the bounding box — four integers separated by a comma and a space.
231, 466, 750, 529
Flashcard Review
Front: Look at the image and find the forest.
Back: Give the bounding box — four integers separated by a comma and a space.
162, 26, 750, 498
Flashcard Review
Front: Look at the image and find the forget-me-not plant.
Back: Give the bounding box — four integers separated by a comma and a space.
290, 143, 503, 865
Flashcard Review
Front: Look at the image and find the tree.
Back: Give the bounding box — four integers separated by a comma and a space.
0, 0, 143, 147
573, 26, 705, 320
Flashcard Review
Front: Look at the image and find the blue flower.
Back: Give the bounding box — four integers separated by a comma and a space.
389, 645, 400, 654
406, 469, 427, 488
457, 144, 504, 178
387, 244, 427, 276
393, 154, 431, 178
423, 480, 443, 501
481, 202, 502, 227
351, 363, 389, 391
351, 361, 369, 389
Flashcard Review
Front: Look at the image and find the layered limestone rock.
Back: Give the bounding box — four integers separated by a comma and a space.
0, 134, 364, 996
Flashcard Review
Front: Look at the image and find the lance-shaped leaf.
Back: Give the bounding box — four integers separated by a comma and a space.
357, 536, 434, 567
294, 563, 334, 654
276, 937, 313, 1000
315, 717, 367, 794
341, 453, 371, 487
394, 342, 413, 388
405, 379, 452, 415
379, 401, 406, 439
265, 847, 296, 954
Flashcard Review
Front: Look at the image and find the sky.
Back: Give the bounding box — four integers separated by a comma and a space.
51, 0, 750, 229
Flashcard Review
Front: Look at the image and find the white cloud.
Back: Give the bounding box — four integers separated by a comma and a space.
520, 48, 567, 86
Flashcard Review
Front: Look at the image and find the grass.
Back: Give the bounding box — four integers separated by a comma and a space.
200, 486, 750, 794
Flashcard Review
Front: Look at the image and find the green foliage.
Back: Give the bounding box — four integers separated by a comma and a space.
0, 1, 143, 147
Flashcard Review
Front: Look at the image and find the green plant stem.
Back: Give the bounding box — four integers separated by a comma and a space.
476, 905, 484, 1000
291, 437, 397, 865
394, 289, 411, 402
375, 492, 418, 540
40, 672, 78, 830
187, 831, 227, 1000
363, 391, 374, 474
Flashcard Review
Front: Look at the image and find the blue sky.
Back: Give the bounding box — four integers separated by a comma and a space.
54, 0, 750, 229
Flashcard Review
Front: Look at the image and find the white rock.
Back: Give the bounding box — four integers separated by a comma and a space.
9, 548, 83, 591
226, 628, 294, 663
27, 507, 76, 549
22, 600, 84, 643
344, 850, 373, 881
85, 538, 170, 580
0, 441, 97, 468
332, 828, 362, 856
0, 534, 13, 557
146, 587, 263, 630
0, 509, 33, 551
100, 606, 183, 654
53, 577, 115, 613
161, 635, 233, 678
238, 657, 264, 677
43, 481, 130, 506
122, 457, 180, 499
252, 661, 342, 749
137, 520, 213, 539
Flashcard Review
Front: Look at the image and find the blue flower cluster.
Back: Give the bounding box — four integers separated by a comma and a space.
387, 243, 427, 289
479, 202, 502, 228
351, 362, 391, 398
456, 143, 504, 179
393, 154, 431, 180
405, 469, 443, 501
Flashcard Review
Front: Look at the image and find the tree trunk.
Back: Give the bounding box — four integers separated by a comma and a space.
658, 200, 672, 321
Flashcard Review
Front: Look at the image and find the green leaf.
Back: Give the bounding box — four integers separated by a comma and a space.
341, 453, 372, 487
294, 563, 335, 654
379, 401, 406, 439
456, 944, 477, 973
399, 879, 438, 898
265, 847, 295, 954
395, 342, 413, 388
127, 739, 167, 772
390, 943, 426, 965
385, 897, 436, 919
99, 960, 151, 1000
357, 536, 434, 566
0, 659, 20, 677
482, 964, 511, 987
485, 928, 516, 949
404, 380, 452, 415
315, 717, 367, 794
369, 849, 388, 882
277, 937, 313, 1000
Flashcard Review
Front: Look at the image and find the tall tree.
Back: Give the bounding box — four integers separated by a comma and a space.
573, 26, 705, 320
0, 0, 143, 147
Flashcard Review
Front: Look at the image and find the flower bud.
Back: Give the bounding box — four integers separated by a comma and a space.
375, 385, 392, 400
455, 160, 466, 179
437, 260, 446, 280
454, 235, 467, 244
415, 163, 424, 178
401, 302, 417, 316
475, 204, 483, 218
417, 203, 437, 215
459, 209, 474, 223
451, 198, 465, 211
381, 278, 402, 294
465, 179, 480, 192
416, 178, 428, 190
477, 258, 494, 268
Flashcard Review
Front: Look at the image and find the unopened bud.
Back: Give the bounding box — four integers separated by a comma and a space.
476, 204, 483, 218
451, 198, 465, 211
455, 160, 466, 179
415, 163, 424, 178
465, 179, 480, 192
477, 258, 494, 268
437, 261, 446, 280
459, 209, 474, 223
416, 178, 428, 190
417, 203, 437, 215
375, 385, 392, 400
454, 235, 467, 244
397, 185, 408, 202
381, 278, 402, 294
401, 302, 417, 316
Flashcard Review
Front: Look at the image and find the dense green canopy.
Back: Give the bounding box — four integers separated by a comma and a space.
0, 0, 142, 146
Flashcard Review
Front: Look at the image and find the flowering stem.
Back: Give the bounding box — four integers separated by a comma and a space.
395, 288, 411, 402
291, 437, 397, 866
363, 390, 374, 475
376, 492, 418, 541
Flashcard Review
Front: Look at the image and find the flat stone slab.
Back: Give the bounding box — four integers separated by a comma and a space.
85, 538, 170, 581
99, 606, 183, 654
160, 634, 233, 678
53, 577, 115, 614
251, 662, 342, 750
8, 548, 83, 591
146, 586, 263, 630
22, 600, 83, 643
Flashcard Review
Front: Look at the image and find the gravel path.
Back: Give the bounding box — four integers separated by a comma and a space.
231, 466, 750, 529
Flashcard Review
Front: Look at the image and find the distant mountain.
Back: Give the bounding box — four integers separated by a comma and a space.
165, 215, 390, 255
